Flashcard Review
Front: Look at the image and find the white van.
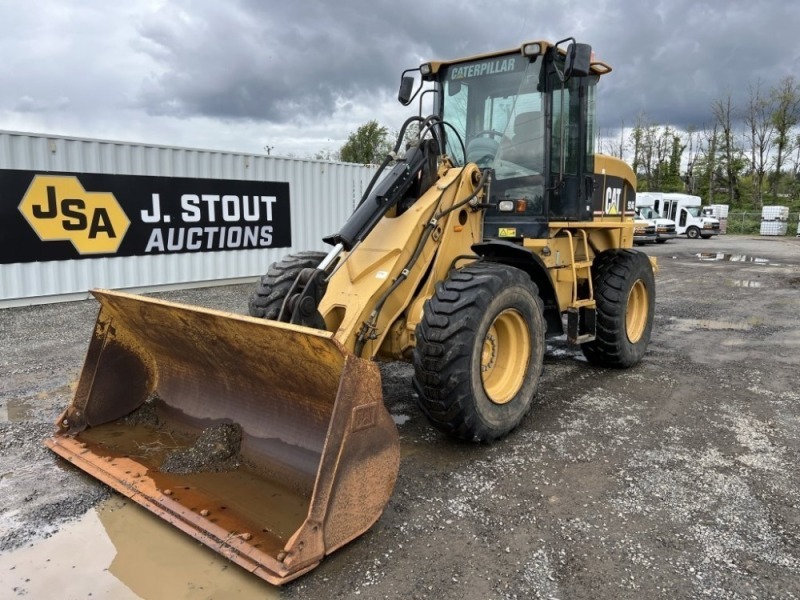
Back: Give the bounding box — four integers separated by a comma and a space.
637, 192, 720, 239
634, 203, 677, 244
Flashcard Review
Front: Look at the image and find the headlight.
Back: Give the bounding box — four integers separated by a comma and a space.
498, 200, 514, 212
522, 43, 542, 57
420, 63, 432, 76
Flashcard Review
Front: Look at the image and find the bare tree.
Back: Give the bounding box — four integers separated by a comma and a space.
600, 121, 626, 159
711, 93, 737, 204
705, 123, 718, 205
743, 80, 775, 208
770, 76, 800, 201
685, 126, 703, 194
629, 114, 645, 181
631, 114, 662, 190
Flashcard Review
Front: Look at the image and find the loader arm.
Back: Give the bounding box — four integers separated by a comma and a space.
319, 159, 486, 359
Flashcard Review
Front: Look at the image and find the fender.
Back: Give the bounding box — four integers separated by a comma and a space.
472, 240, 563, 336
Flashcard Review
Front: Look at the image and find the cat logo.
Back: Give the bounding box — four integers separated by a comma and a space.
18, 175, 130, 254
604, 186, 622, 215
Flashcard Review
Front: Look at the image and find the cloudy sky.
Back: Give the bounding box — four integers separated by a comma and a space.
1, 0, 798, 158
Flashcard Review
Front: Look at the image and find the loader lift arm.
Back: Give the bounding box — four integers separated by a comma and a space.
280, 117, 442, 330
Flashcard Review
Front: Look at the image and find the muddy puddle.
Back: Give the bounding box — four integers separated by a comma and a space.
696, 252, 781, 266
727, 279, 764, 288
0, 398, 36, 423
668, 317, 754, 332
0, 497, 279, 599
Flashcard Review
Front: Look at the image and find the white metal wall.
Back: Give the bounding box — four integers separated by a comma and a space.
0, 131, 378, 306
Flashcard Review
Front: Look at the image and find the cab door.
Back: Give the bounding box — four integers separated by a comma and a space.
547, 68, 596, 221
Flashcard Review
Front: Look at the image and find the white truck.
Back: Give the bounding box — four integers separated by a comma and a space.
636, 192, 720, 239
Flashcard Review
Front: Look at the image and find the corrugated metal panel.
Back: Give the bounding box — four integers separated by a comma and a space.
0, 131, 378, 306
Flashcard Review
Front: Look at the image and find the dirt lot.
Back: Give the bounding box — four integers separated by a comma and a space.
1, 235, 799, 599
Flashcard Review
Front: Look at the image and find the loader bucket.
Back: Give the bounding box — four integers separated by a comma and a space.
45, 289, 400, 585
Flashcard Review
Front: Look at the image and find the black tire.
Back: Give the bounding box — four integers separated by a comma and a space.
686, 226, 701, 239
700, 234, 712, 239
655, 238, 667, 244
581, 249, 655, 368
248, 251, 327, 319
412, 263, 545, 442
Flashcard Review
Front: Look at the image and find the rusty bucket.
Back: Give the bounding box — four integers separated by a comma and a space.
45, 290, 400, 585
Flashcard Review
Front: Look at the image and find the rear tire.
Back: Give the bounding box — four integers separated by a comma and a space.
581, 249, 655, 368
412, 263, 545, 442
686, 226, 700, 239
248, 251, 327, 319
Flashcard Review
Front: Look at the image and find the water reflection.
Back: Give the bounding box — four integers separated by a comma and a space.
0, 398, 35, 423
695, 252, 778, 265
0, 498, 280, 599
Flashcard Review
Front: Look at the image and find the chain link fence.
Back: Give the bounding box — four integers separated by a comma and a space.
724, 212, 799, 237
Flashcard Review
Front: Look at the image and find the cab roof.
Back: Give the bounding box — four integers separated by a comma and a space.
422, 40, 612, 78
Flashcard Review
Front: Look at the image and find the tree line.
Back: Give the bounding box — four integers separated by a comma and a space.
602, 76, 800, 209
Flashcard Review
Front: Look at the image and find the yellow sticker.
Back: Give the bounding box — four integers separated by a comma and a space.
498, 227, 517, 237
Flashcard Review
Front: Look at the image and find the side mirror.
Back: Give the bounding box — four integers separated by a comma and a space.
566, 43, 592, 77
398, 76, 415, 105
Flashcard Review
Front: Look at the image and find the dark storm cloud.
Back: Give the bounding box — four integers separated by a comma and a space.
587, 0, 800, 129
2, 0, 796, 147
135, 0, 554, 122
136, 0, 800, 131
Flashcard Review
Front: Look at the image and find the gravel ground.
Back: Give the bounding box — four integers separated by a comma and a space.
1, 236, 799, 599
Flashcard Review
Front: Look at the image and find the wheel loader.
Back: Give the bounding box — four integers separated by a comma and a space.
46, 38, 655, 585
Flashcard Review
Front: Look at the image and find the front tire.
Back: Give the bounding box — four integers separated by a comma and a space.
581, 250, 655, 368
686, 226, 701, 239
412, 263, 545, 442
248, 251, 327, 319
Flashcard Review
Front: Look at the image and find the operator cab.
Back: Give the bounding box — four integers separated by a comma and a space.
400, 41, 604, 239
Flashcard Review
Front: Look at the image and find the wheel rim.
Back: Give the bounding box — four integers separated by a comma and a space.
481, 309, 530, 405
626, 280, 648, 343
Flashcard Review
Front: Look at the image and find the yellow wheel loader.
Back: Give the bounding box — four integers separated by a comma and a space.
47, 38, 656, 585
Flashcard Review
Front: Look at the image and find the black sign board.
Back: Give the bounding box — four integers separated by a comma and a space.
0, 169, 292, 264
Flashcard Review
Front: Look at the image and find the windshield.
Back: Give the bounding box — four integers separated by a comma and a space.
441, 55, 544, 182
638, 206, 663, 220
686, 207, 702, 218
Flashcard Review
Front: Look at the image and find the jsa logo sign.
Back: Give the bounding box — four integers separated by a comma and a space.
18, 175, 130, 254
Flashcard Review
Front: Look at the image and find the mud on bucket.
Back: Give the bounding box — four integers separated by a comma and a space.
46, 290, 400, 585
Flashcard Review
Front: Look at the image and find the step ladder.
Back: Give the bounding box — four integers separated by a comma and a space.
563, 230, 596, 344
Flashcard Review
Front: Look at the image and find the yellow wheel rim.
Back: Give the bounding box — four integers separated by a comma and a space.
481, 309, 530, 405
626, 280, 648, 343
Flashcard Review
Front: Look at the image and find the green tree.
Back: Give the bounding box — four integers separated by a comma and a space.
339, 120, 390, 164
662, 132, 685, 191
